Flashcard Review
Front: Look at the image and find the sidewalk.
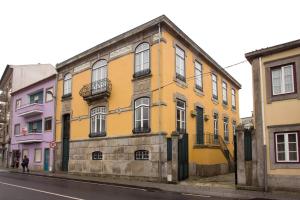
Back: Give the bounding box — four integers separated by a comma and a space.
3, 168, 300, 200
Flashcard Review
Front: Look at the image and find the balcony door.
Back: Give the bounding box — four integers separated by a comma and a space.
92, 60, 107, 94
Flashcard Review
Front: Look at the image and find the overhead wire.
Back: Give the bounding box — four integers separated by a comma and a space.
151, 60, 247, 93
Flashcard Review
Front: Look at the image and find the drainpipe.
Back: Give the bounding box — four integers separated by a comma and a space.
51, 75, 58, 173
259, 57, 268, 191
157, 23, 162, 182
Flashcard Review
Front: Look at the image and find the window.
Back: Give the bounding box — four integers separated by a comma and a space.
231, 89, 236, 109
16, 99, 22, 109
29, 91, 43, 104
223, 117, 229, 142
134, 150, 149, 160
233, 120, 236, 136
275, 132, 299, 162
176, 100, 186, 133
92, 151, 102, 160
134, 97, 150, 133
34, 149, 42, 162
28, 120, 42, 133
14, 124, 20, 136
175, 46, 185, 82
134, 43, 150, 77
213, 113, 219, 140
45, 87, 54, 102
271, 64, 295, 95
212, 74, 218, 100
63, 73, 72, 96
92, 60, 107, 93
44, 117, 52, 131
222, 81, 228, 104
90, 107, 106, 137
195, 61, 203, 90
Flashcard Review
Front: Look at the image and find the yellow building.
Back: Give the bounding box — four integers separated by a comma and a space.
244, 39, 300, 190
55, 15, 240, 182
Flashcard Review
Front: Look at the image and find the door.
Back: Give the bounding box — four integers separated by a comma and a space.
178, 133, 189, 181
62, 114, 70, 171
196, 107, 204, 144
92, 60, 107, 94
44, 148, 50, 171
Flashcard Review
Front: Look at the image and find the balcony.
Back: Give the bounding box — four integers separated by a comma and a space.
15, 132, 43, 144
16, 103, 43, 118
79, 78, 112, 103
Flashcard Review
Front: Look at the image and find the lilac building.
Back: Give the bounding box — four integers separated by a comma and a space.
11, 74, 56, 171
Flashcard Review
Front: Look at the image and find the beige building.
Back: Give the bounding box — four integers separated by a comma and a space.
242, 39, 300, 191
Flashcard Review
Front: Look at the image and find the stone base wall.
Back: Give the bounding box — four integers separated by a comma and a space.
268, 174, 300, 192
55, 133, 168, 181
189, 163, 229, 177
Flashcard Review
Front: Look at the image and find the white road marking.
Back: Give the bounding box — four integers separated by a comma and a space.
15, 173, 147, 192
182, 193, 211, 198
0, 181, 85, 200
69, 179, 147, 191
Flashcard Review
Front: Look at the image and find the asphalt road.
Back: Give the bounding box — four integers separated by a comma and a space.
0, 170, 238, 200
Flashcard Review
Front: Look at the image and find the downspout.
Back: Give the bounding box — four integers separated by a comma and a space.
52, 74, 58, 172
259, 57, 268, 191
157, 23, 162, 182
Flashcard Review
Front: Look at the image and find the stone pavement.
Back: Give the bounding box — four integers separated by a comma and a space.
2, 168, 300, 200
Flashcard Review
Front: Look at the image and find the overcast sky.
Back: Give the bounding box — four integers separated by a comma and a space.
0, 0, 299, 118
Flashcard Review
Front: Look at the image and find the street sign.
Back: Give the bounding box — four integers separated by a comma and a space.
50, 141, 56, 148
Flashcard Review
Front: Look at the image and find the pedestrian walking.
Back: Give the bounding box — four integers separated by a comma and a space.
21, 155, 29, 172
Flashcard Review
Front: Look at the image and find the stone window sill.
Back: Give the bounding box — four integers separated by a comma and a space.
174, 77, 188, 89
211, 98, 219, 105
61, 94, 72, 101
194, 87, 204, 96
132, 128, 151, 134
132, 70, 152, 81
89, 132, 106, 138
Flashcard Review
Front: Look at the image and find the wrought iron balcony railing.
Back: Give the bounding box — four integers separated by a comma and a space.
79, 78, 112, 102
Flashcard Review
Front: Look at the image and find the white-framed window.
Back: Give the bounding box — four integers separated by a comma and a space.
212, 74, 218, 100
45, 87, 54, 102
135, 43, 150, 74
195, 61, 203, 90
222, 81, 228, 104
213, 113, 218, 136
134, 97, 150, 133
34, 149, 42, 162
271, 64, 295, 96
231, 88, 236, 109
175, 46, 185, 81
224, 117, 229, 142
63, 73, 72, 95
233, 120, 236, 136
92, 151, 102, 160
135, 150, 149, 160
90, 107, 106, 136
14, 124, 20, 136
176, 100, 186, 133
16, 99, 22, 109
92, 60, 107, 93
275, 132, 299, 162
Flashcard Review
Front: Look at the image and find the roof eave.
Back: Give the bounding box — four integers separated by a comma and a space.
56, 15, 241, 89
245, 39, 300, 62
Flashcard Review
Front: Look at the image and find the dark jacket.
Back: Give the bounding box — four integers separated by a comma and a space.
22, 158, 29, 165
